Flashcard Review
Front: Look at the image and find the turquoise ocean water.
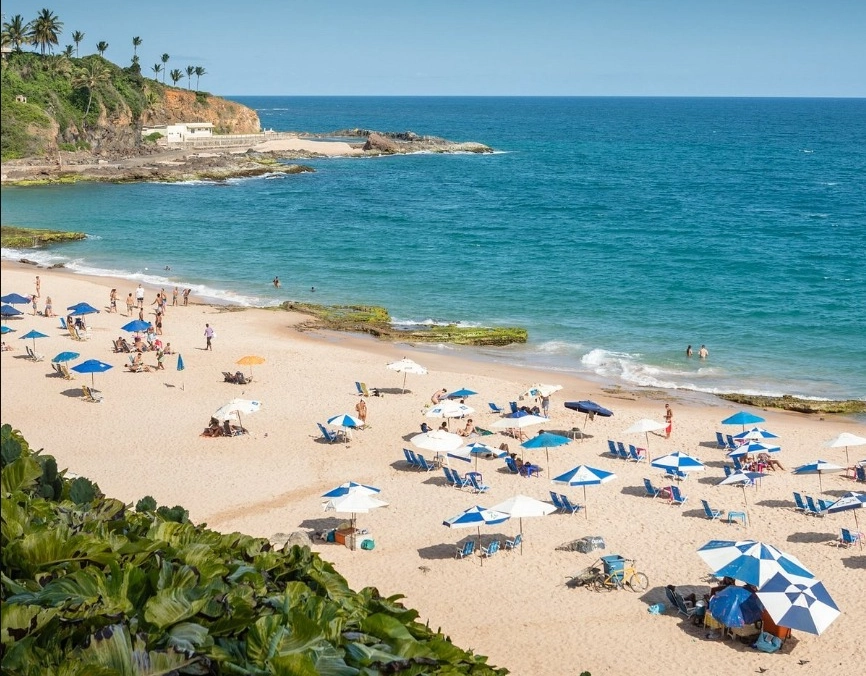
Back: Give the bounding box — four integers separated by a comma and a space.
2, 97, 865, 402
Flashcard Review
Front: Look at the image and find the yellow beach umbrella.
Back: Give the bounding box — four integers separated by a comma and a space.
236, 355, 265, 378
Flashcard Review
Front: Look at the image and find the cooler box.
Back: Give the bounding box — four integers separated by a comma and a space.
600, 555, 626, 580
334, 529, 356, 550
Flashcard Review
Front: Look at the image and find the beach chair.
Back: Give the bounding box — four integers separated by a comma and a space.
616, 441, 629, 461
628, 445, 646, 462
559, 494, 582, 515
509, 401, 519, 414
235, 371, 252, 385
355, 381, 370, 397
701, 499, 724, 521
317, 423, 341, 443
643, 478, 663, 499
804, 496, 824, 517
792, 492, 807, 512
119, 338, 132, 352
442, 467, 457, 487
82, 385, 103, 403
726, 435, 740, 451
817, 498, 834, 511
59, 363, 74, 380
836, 528, 862, 548
668, 485, 688, 506
466, 472, 489, 493
474, 426, 494, 436
731, 456, 744, 472
723, 465, 732, 478
488, 402, 505, 414
481, 540, 500, 558
416, 454, 436, 472
223, 371, 238, 383
505, 533, 523, 551
451, 469, 471, 489
504, 456, 520, 474
59, 317, 67, 329
715, 432, 727, 449
665, 468, 689, 482
455, 540, 475, 559
665, 586, 699, 619
856, 466, 866, 483
112, 338, 123, 353
607, 440, 619, 458
404, 448, 420, 468
549, 491, 565, 513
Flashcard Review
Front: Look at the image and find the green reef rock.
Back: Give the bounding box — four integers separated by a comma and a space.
1, 226, 86, 248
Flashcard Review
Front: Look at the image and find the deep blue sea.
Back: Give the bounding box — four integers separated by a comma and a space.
3, 97, 865, 401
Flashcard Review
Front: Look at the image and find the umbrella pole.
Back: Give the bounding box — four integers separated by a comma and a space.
402, 372, 407, 394
584, 485, 588, 520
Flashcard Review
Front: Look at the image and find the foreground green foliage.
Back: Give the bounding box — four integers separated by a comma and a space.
0, 424, 507, 674
1, 226, 87, 248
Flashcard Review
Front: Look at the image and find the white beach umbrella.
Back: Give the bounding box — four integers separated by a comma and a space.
522, 383, 563, 398
386, 357, 428, 393
213, 398, 261, 430
489, 494, 556, 554
622, 418, 667, 463
823, 432, 866, 465
426, 400, 475, 420
448, 442, 505, 470
411, 430, 463, 453
490, 413, 548, 437
323, 491, 388, 531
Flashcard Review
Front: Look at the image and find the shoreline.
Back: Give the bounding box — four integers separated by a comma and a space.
2, 262, 865, 675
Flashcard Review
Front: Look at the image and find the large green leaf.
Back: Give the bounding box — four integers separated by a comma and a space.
0, 604, 58, 645
144, 589, 209, 630
1, 454, 42, 496
359, 614, 415, 643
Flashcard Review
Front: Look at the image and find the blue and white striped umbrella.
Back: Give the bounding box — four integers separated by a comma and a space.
651, 451, 706, 473
426, 401, 475, 419
727, 441, 781, 458
327, 413, 364, 429
551, 465, 616, 519
321, 482, 381, 498
821, 491, 866, 534
792, 460, 845, 493
757, 572, 840, 635
443, 505, 510, 529
733, 427, 779, 441
697, 540, 814, 587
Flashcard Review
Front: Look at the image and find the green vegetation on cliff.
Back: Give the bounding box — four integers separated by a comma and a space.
0, 423, 508, 675
1, 225, 86, 247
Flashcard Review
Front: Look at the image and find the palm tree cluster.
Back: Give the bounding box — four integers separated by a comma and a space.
1, 9, 209, 90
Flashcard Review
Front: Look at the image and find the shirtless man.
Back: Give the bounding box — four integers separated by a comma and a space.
698, 344, 709, 359
431, 388, 447, 405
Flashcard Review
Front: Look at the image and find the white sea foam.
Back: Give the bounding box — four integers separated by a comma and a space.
390, 317, 483, 328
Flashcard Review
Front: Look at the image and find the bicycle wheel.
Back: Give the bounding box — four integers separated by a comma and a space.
627, 572, 649, 592
593, 576, 613, 592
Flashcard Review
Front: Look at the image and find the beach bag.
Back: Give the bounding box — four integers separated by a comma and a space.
360, 539, 375, 550
753, 631, 782, 653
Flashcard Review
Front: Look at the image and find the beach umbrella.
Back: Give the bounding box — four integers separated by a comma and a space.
726, 441, 781, 458
0, 293, 31, 305
19, 329, 49, 353
67, 302, 100, 316
792, 460, 845, 494
443, 505, 510, 565
520, 431, 571, 468
821, 491, 866, 538
757, 572, 840, 636
446, 388, 478, 399
1, 304, 24, 321
708, 585, 763, 628
733, 427, 779, 442
324, 491, 388, 532
696, 539, 814, 588
823, 432, 866, 465
490, 412, 548, 438
213, 398, 261, 430
564, 400, 614, 429
236, 354, 265, 378
489, 494, 556, 554
718, 470, 768, 510
523, 383, 562, 399
722, 411, 766, 432
651, 451, 706, 475
176, 353, 185, 390
52, 351, 79, 363
622, 418, 666, 463
426, 400, 475, 427
0, 325, 13, 334
448, 441, 505, 470
327, 413, 364, 439
385, 357, 427, 393
70, 358, 113, 387
551, 464, 616, 520
121, 319, 151, 333
411, 430, 463, 454
321, 481, 381, 498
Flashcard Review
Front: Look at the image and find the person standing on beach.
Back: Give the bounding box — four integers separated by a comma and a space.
664, 403, 673, 438
355, 398, 367, 425
686, 345, 693, 357
35, 275, 40, 298
172, 287, 179, 307
135, 284, 145, 309
699, 344, 709, 359
126, 293, 135, 315
30, 295, 38, 315
182, 289, 191, 306
109, 289, 118, 313
204, 323, 214, 350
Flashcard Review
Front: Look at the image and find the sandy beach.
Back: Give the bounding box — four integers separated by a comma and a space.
1, 261, 864, 675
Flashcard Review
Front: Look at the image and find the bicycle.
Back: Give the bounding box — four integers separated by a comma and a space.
592, 558, 649, 593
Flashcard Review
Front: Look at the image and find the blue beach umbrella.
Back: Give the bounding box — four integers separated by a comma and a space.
565, 399, 614, 420
551, 464, 616, 519
821, 491, 865, 542
722, 411, 766, 431
52, 351, 80, 363
321, 482, 381, 498
327, 413, 364, 438
19, 329, 49, 353
521, 431, 571, 468
443, 505, 510, 565
176, 353, 185, 390
757, 572, 840, 635
446, 388, 478, 399
67, 302, 100, 316
121, 319, 152, 333
733, 427, 779, 442
1, 304, 24, 319
651, 451, 706, 474
708, 585, 763, 628
70, 358, 113, 387
696, 540, 814, 588
1, 325, 13, 334
792, 460, 845, 494
448, 442, 505, 470
726, 441, 781, 458
0, 293, 31, 305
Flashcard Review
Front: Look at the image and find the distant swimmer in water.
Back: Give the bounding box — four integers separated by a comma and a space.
273, 277, 280, 288
686, 345, 693, 357
310, 286, 316, 292
699, 344, 709, 359
164, 265, 171, 271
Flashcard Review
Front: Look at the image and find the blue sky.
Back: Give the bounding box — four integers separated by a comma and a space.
6, 0, 865, 97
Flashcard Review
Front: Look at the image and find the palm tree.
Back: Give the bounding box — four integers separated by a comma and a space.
151, 63, 162, 81
96, 41, 108, 57
132, 36, 141, 57
72, 61, 110, 130
160, 53, 170, 83
62, 44, 74, 58
185, 65, 195, 90
2, 15, 31, 52
29, 8, 63, 55
131, 54, 140, 66
72, 30, 84, 56
169, 68, 183, 86
194, 66, 206, 91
